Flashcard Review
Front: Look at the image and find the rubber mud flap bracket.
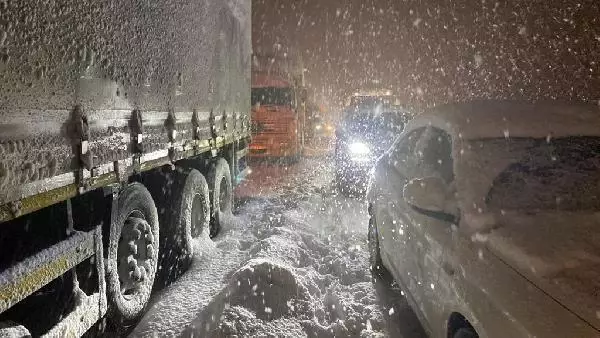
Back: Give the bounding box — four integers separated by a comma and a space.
209, 110, 217, 138
166, 110, 177, 143
192, 110, 201, 141
222, 111, 228, 131
130, 109, 145, 154
69, 105, 93, 170
68, 105, 93, 193
130, 110, 144, 173
166, 110, 177, 161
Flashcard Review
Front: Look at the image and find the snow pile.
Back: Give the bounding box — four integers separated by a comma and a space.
133, 158, 424, 337
183, 200, 386, 337
185, 258, 311, 337
131, 217, 248, 337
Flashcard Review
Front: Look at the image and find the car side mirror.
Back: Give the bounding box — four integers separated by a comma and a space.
403, 177, 458, 223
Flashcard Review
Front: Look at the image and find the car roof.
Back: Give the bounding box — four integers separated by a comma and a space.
406, 100, 600, 140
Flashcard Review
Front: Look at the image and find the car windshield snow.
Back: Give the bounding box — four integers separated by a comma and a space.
476, 137, 600, 211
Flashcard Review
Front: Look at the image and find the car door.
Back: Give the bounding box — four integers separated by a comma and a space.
376, 127, 426, 302
395, 127, 456, 331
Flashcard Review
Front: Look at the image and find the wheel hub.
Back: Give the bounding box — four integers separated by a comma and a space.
117, 212, 155, 299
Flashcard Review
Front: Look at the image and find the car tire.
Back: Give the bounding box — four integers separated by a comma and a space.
454, 328, 478, 338
207, 158, 233, 238
106, 183, 159, 326
368, 206, 383, 276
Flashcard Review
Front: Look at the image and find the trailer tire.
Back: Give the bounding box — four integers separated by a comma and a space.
207, 158, 232, 238
146, 168, 211, 289
175, 169, 211, 258
106, 183, 159, 326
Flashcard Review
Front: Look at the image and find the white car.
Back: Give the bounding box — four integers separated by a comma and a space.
367, 101, 600, 338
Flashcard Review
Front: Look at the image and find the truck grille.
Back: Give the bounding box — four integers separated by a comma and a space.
252, 120, 289, 135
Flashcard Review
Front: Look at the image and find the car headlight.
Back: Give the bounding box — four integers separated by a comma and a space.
315, 124, 323, 130
349, 141, 371, 155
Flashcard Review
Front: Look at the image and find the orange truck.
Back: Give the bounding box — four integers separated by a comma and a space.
249, 55, 306, 160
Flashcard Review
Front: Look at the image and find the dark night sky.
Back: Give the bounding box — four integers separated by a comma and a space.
253, 0, 600, 112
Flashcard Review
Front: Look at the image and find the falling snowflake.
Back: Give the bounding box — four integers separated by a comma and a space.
474, 54, 483, 68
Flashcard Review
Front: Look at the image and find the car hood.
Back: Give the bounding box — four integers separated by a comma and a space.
485, 211, 600, 331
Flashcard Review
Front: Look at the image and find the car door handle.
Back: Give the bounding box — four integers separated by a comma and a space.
442, 261, 456, 276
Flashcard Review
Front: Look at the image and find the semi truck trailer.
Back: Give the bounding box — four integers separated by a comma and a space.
0, 0, 251, 336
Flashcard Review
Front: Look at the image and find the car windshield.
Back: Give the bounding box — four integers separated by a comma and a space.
380, 112, 407, 134
350, 96, 392, 109
251, 87, 293, 106
476, 137, 600, 211
342, 110, 405, 135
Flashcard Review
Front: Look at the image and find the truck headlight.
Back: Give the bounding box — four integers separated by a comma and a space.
349, 141, 370, 155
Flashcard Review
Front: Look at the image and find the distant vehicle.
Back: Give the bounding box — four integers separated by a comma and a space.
335, 91, 409, 193
367, 101, 600, 338
249, 54, 307, 160
309, 115, 335, 146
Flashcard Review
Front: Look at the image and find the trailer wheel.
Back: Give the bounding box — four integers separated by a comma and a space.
106, 183, 159, 325
175, 169, 211, 257
207, 158, 232, 238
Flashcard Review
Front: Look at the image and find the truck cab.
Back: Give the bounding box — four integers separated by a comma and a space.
249, 73, 304, 160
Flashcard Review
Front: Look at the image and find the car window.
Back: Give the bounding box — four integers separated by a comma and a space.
417, 127, 454, 183
389, 127, 427, 181
483, 137, 600, 211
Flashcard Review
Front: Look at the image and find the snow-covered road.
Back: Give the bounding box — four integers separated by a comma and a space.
130, 156, 425, 337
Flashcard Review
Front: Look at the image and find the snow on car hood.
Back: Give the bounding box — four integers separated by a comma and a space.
485, 211, 600, 331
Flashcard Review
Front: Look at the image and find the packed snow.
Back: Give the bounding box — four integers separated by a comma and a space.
131, 157, 425, 337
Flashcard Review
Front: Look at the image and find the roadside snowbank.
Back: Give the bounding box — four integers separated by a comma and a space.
132, 158, 424, 337
179, 190, 386, 337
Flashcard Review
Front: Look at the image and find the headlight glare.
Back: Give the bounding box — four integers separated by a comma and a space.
349, 141, 370, 155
